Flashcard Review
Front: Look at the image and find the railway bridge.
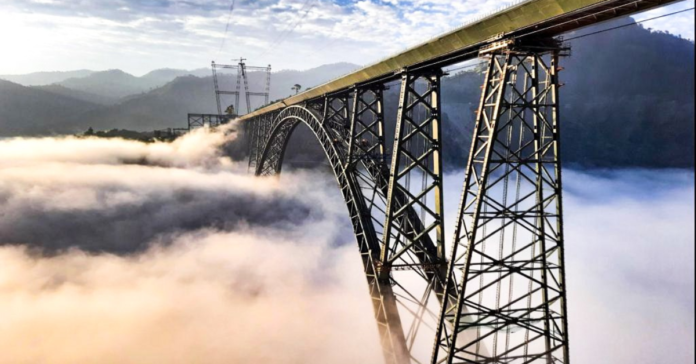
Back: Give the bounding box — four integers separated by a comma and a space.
236, 1, 681, 363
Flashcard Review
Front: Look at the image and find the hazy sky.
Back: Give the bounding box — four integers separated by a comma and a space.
0, 0, 694, 75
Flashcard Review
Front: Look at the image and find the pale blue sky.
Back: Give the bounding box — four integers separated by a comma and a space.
0, 0, 693, 75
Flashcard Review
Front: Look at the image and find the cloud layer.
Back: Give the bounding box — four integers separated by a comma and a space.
0, 0, 692, 75
0, 128, 693, 363
0, 228, 384, 363
0, 126, 341, 253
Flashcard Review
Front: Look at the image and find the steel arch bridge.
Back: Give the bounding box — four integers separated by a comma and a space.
236, 1, 681, 363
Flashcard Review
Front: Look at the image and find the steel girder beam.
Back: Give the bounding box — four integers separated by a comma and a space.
254, 105, 411, 364
431, 49, 569, 364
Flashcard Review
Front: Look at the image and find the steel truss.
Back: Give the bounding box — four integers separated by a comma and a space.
187, 113, 230, 129
252, 105, 410, 363
378, 70, 452, 363
245, 48, 568, 364
212, 59, 271, 116
431, 49, 569, 364
247, 112, 276, 173
250, 76, 451, 362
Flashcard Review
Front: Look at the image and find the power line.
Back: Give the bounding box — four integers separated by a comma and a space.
217, 0, 237, 54
443, 6, 694, 73
259, 0, 317, 58
564, 7, 694, 41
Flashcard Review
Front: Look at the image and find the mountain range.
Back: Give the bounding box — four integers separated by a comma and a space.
0, 19, 693, 169
0, 70, 94, 86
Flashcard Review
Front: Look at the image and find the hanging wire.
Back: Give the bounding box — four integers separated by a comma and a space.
259, 0, 317, 58
564, 7, 695, 41
217, 0, 237, 55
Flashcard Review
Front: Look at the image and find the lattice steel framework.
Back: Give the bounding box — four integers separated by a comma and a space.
377, 70, 453, 362
187, 113, 230, 130
244, 46, 568, 364
248, 73, 456, 362
212, 59, 271, 116
253, 105, 411, 363
247, 111, 275, 173
431, 49, 568, 364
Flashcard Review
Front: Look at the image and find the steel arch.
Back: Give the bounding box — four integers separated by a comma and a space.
254, 105, 411, 363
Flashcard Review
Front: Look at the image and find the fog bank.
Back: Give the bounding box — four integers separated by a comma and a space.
0, 129, 692, 363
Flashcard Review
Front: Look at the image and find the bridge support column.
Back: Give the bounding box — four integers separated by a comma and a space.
382, 69, 446, 266
247, 117, 261, 172
323, 93, 351, 139
431, 48, 569, 364
346, 85, 386, 170
318, 89, 412, 364
372, 69, 450, 360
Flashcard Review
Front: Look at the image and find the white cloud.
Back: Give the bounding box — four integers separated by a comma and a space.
2, 0, 690, 76
633, 0, 695, 40
0, 127, 693, 362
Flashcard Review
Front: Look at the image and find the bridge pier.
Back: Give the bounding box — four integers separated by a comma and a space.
431, 47, 569, 364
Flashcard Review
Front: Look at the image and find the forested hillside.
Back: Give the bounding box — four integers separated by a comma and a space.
0, 20, 692, 169
0, 80, 100, 135
285, 22, 694, 170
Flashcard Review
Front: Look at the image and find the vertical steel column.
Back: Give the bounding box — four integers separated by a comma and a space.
346, 85, 390, 261
264, 65, 272, 106
431, 49, 569, 364
234, 65, 242, 115
240, 61, 252, 114
212, 61, 222, 115
323, 93, 351, 141
382, 69, 446, 268
346, 86, 386, 170
376, 69, 448, 362
255, 112, 272, 170
247, 117, 261, 172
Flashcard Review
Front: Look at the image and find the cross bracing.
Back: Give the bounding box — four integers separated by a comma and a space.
231, 0, 685, 363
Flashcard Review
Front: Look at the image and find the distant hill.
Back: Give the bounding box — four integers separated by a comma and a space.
63, 63, 362, 132
58, 70, 157, 101
31, 84, 115, 106
0, 63, 362, 136
68, 75, 216, 132
0, 80, 101, 136
212, 62, 361, 114
140, 68, 210, 84
0, 70, 94, 86
0, 68, 213, 105
272, 63, 360, 98
268, 24, 696, 170
0, 21, 692, 169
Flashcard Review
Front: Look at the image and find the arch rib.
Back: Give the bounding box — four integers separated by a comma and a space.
255, 105, 411, 364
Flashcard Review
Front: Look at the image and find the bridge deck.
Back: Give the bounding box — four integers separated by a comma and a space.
239, 0, 678, 121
